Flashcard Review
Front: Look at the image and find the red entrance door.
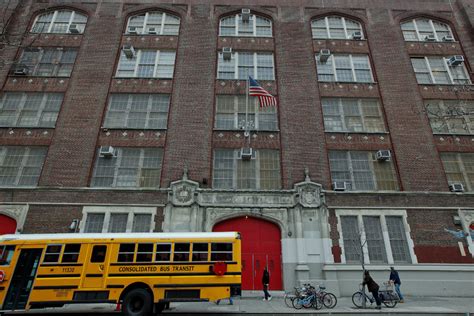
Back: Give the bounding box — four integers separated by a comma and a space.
0, 214, 17, 235
213, 216, 282, 290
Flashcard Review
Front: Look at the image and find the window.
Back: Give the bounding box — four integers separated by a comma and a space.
316, 54, 373, 83
31, 9, 87, 34
0, 146, 47, 187
192, 243, 209, 261
322, 98, 385, 133
118, 243, 135, 263
0, 92, 63, 128
0, 245, 15, 266
116, 49, 176, 78
213, 149, 281, 189
173, 243, 190, 262
211, 243, 233, 261
401, 18, 454, 42
91, 147, 163, 188
426, 100, 474, 134
62, 244, 81, 263
337, 210, 414, 264
215, 95, 277, 130
155, 243, 171, 261
219, 13, 272, 37
136, 243, 153, 262
104, 94, 169, 129
311, 16, 363, 39
82, 208, 155, 233
411, 57, 470, 85
43, 245, 62, 263
440, 152, 474, 191
217, 52, 274, 80
15, 47, 77, 77
329, 150, 399, 191
126, 11, 180, 35
90, 245, 107, 263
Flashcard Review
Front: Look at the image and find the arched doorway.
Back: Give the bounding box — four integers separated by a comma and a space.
0, 214, 17, 234
213, 216, 282, 290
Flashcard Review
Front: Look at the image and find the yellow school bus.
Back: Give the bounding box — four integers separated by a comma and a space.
0, 232, 241, 315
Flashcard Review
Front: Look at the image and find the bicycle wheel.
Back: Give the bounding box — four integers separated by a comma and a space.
312, 296, 323, 310
382, 292, 398, 308
284, 294, 295, 308
302, 296, 313, 308
352, 291, 365, 308
322, 293, 337, 308
292, 297, 304, 310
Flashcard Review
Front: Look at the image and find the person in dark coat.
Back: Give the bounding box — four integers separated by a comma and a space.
363, 270, 381, 309
262, 267, 272, 301
389, 266, 404, 303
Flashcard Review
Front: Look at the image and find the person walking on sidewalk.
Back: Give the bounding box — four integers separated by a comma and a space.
389, 266, 404, 303
363, 270, 381, 309
262, 267, 272, 301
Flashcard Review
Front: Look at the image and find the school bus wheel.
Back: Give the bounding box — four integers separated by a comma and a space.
122, 287, 153, 316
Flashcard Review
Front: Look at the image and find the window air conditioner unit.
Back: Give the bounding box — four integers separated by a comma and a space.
447, 55, 464, 66
241, 8, 251, 22
319, 49, 331, 63
128, 26, 138, 34
449, 183, 464, 192
352, 31, 363, 40
123, 44, 135, 59
99, 146, 115, 158
443, 35, 455, 42
69, 24, 80, 34
332, 181, 347, 191
375, 149, 391, 161
222, 47, 232, 61
13, 65, 29, 75
240, 147, 253, 161
424, 34, 436, 41
148, 27, 158, 35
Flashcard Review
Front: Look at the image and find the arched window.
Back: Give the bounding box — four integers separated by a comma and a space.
401, 18, 454, 42
31, 9, 87, 34
219, 11, 272, 37
312, 16, 363, 39
126, 11, 180, 35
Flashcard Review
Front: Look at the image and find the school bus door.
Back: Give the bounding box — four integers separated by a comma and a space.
82, 245, 108, 288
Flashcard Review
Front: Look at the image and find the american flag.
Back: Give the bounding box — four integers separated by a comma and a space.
249, 76, 277, 108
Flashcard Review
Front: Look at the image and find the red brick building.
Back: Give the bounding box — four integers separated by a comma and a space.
0, 0, 473, 295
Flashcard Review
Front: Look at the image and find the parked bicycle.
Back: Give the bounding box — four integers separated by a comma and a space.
284, 283, 337, 310
352, 282, 398, 308
292, 285, 322, 310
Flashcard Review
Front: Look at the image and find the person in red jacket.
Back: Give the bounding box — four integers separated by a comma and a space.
262, 267, 272, 301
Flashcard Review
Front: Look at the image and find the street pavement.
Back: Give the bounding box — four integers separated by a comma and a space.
4, 292, 474, 315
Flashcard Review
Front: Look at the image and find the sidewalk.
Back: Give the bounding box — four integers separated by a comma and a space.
163, 292, 474, 315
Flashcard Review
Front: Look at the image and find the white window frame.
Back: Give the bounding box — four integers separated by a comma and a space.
411, 56, 471, 85
217, 51, 275, 80
311, 16, 364, 39
440, 152, 474, 191
17, 47, 77, 77
219, 14, 272, 37
126, 11, 180, 35
0, 146, 47, 187
31, 10, 88, 34
116, 49, 176, 79
0, 92, 63, 128
80, 206, 156, 233
316, 54, 374, 83
336, 209, 417, 265
401, 18, 454, 42
426, 100, 474, 135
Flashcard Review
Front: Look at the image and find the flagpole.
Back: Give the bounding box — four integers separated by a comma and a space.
245, 76, 249, 141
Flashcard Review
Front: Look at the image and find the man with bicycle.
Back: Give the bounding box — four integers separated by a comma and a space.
363, 270, 382, 309
389, 267, 404, 303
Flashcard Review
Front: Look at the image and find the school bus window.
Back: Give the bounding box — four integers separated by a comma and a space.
136, 243, 153, 262
173, 243, 190, 262
62, 244, 81, 263
211, 243, 233, 261
155, 243, 171, 262
43, 244, 63, 263
118, 243, 135, 263
192, 243, 208, 261
0, 245, 15, 266
91, 245, 107, 263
